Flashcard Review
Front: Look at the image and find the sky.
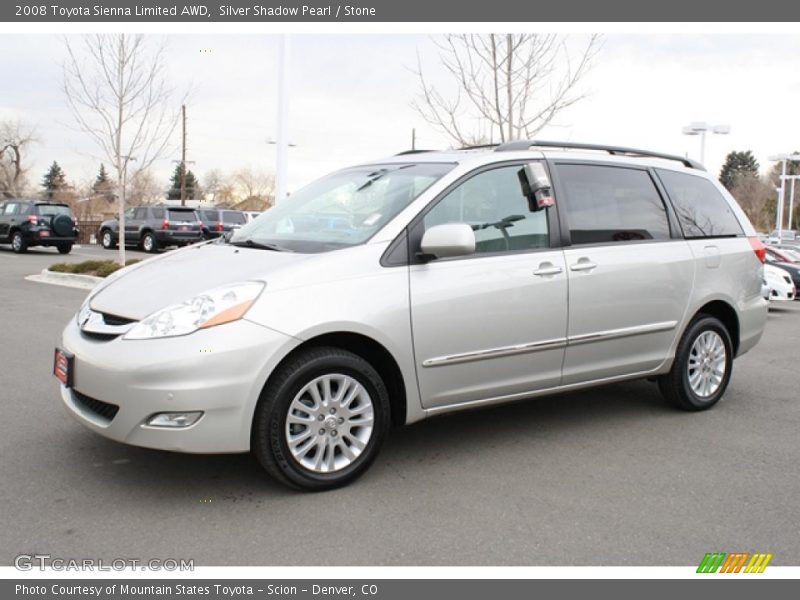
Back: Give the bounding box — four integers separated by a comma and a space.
1, 33, 799, 195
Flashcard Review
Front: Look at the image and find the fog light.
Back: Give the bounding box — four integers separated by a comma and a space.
146, 411, 203, 428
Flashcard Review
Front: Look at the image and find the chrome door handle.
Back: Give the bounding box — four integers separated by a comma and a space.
570, 260, 598, 272
533, 265, 563, 277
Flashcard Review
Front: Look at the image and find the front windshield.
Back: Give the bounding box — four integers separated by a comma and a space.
229, 162, 454, 252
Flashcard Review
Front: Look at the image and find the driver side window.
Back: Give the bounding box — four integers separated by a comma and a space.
423, 164, 550, 254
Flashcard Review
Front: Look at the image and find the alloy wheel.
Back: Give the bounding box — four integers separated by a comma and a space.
284, 373, 375, 474
687, 330, 727, 398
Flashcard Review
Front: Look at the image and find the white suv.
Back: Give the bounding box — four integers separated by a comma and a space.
55, 141, 768, 490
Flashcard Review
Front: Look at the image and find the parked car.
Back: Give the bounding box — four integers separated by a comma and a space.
198, 208, 247, 239
98, 205, 203, 253
0, 199, 78, 254
771, 244, 800, 262
765, 249, 800, 294
56, 141, 768, 490
768, 229, 798, 245
764, 263, 796, 302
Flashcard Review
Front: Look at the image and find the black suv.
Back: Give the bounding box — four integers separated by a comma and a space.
0, 199, 78, 254
99, 205, 203, 253
198, 208, 247, 239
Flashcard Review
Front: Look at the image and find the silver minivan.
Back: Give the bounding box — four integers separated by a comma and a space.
55, 141, 768, 490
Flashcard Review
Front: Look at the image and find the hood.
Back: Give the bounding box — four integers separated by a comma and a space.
90, 243, 310, 320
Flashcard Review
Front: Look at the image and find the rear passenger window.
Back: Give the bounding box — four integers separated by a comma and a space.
657, 169, 744, 238
151, 208, 165, 219
557, 164, 670, 245
3, 203, 18, 215
133, 207, 147, 220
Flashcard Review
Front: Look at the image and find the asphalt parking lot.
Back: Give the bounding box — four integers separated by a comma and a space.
1, 243, 799, 566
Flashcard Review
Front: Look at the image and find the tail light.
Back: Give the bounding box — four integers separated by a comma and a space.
749, 237, 766, 263
216, 222, 224, 232
27, 215, 38, 225
161, 219, 170, 230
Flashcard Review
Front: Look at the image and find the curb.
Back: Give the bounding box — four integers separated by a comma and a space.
25, 268, 103, 290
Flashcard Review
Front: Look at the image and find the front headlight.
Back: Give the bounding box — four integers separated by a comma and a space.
123, 281, 264, 340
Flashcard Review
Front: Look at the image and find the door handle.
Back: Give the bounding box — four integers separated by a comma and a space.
570, 259, 598, 272
533, 264, 563, 277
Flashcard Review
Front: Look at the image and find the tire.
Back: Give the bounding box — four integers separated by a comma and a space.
57, 243, 72, 255
11, 231, 27, 254
101, 230, 116, 250
252, 347, 390, 491
141, 231, 159, 253
658, 315, 734, 411
52, 214, 74, 237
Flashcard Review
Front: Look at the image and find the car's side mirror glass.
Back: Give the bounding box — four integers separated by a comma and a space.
419, 223, 476, 261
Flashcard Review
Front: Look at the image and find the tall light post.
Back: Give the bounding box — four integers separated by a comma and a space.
768, 153, 800, 238
682, 122, 730, 165
274, 34, 290, 206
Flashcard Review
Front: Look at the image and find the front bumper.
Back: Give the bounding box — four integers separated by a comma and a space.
59, 316, 299, 453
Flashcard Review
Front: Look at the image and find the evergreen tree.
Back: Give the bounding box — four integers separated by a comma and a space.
41, 161, 67, 199
93, 163, 113, 198
719, 150, 759, 191
167, 163, 199, 200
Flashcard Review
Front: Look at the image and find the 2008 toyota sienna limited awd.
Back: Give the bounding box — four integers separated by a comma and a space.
55, 141, 768, 490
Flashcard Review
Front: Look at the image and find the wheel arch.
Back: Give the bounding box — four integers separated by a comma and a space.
693, 299, 740, 355
258, 331, 408, 429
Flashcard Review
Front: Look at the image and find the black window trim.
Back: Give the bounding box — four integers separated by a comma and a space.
548, 159, 684, 249
381, 159, 564, 267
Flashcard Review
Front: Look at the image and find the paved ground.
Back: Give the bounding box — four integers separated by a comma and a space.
1, 243, 798, 566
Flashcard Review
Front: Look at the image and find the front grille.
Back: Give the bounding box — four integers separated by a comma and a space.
73, 390, 120, 422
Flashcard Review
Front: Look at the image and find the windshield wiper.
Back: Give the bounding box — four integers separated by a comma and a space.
229, 239, 290, 252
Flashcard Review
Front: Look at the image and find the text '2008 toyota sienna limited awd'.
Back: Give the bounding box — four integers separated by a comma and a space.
55, 141, 768, 490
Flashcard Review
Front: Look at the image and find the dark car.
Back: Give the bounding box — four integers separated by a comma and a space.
766, 246, 800, 296
0, 199, 78, 254
198, 208, 247, 239
98, 205, 204, 253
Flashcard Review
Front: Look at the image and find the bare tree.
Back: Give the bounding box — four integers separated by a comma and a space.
413, 34, 601, 146
0, 120, 36, 198
203, 168, 224, 204
231, 168, 275, 209
731, 172, 775, 232
128, 169, 165, 205
63, 34, 182, 263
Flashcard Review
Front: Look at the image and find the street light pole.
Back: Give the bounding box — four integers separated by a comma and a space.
275, 34, 290, 206
768, 154, 800, 239
681, 122, 730, 166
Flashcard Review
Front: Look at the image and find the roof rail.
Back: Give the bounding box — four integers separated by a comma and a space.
494, 140, 704, 170
395, 149, 436, 156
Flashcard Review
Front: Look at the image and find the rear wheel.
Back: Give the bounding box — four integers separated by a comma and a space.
11, 231, 27, 253
56, 243, 72, 255
658, 315, 733, 411
141, 231, 159, 253
101, 230, 116, 250
252, 347, 390, 491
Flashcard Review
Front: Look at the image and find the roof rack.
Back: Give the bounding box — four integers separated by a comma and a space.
395, 149, 436, 156
494, 140, 704, 170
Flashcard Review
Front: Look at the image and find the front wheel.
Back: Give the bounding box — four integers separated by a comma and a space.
658, 316, 733, 411
11, 231, 27, 253
141, 232, 159, 253
252, 347, 390, 491
100, 230, 116, 250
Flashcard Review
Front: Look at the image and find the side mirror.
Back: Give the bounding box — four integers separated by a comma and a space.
420, 223, 476, 260
518, 162, 555, 212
